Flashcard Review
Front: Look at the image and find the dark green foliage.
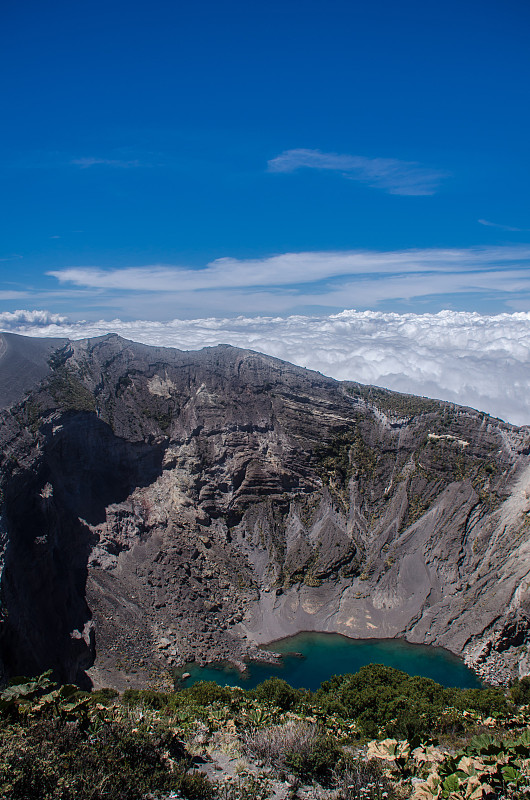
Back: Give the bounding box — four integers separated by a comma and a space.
0, 671, 55, 715
90, 687, 119, 704
179, 771, 216, 799
454, 687, 510, 717
47, 346, 71, 371
48, 367, 96, 412
315, 428, 377, 488
140, 404, 173, 432
315, 665, 508, 739
346, 383, 443, 417
177, 680, 235, 706
0, 717, 207, 800
284, 730, 342, 784
510, 676, 530, 705
0, 675, 213, 799
123, 682, 236, 714
3, 666, 524, 800
315, 429, 354, 485
21, 399, 44, 432
115, 373, 133, 396
122, 688, 172, 710
251, 677, 303, 710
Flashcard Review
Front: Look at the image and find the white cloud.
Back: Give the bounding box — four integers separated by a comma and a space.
0, 309, 68, 327
268, 148, 447, 195
3, 308, 530, 426
478, 219, 529, 233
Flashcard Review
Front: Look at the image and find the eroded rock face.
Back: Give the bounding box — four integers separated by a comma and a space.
1, 333, 529, 688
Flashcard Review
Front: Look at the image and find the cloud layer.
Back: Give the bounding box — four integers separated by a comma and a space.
268, 149, 446, 195
3, 308, 530, 426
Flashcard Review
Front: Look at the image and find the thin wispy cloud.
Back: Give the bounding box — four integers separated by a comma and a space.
71, 157, 142, 169
478, 219, 529, 233
268, 148, 447, 195
0, 292, 30, 300
3, 309, 530, 426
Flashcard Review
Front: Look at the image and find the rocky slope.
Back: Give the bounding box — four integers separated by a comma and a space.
0, 332, 529, 689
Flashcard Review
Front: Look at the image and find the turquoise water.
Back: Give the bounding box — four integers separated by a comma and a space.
178, 632, 482, 690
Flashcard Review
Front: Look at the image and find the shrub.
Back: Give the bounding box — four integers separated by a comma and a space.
121, 688, 171, 710
251, 677, 302, 710
455, 687, 510, 717
215, 771, 272, 800
333, 756, 396, 800
179, 771, 217, 799
284, 731, 341, 784
177, 681, 235, 706
90, 688, 118, 705
242, 718, 341, 784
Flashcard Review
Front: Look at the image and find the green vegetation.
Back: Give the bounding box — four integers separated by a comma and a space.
315, 428, 378, 490
315, 666, 511, 739
0, 674, 214, 800
141, 404, 173, 432
21, 399, 44, 432
48, 366, 96, 412
314, 429, 354, 486
511, 676, 530, 706
346, 383, 443, 417
1, 666, 530, 799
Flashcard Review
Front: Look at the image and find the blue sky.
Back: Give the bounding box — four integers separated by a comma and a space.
1, 0, 530, 320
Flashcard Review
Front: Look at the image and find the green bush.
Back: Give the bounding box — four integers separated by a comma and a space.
284, 730, 342, 784
121, 688, 171, 710
179, 771, 216, 799
455, 687, 510, 717
177, 681, 235, 706
90, 687, 119, 705
252, 677, 302, 710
